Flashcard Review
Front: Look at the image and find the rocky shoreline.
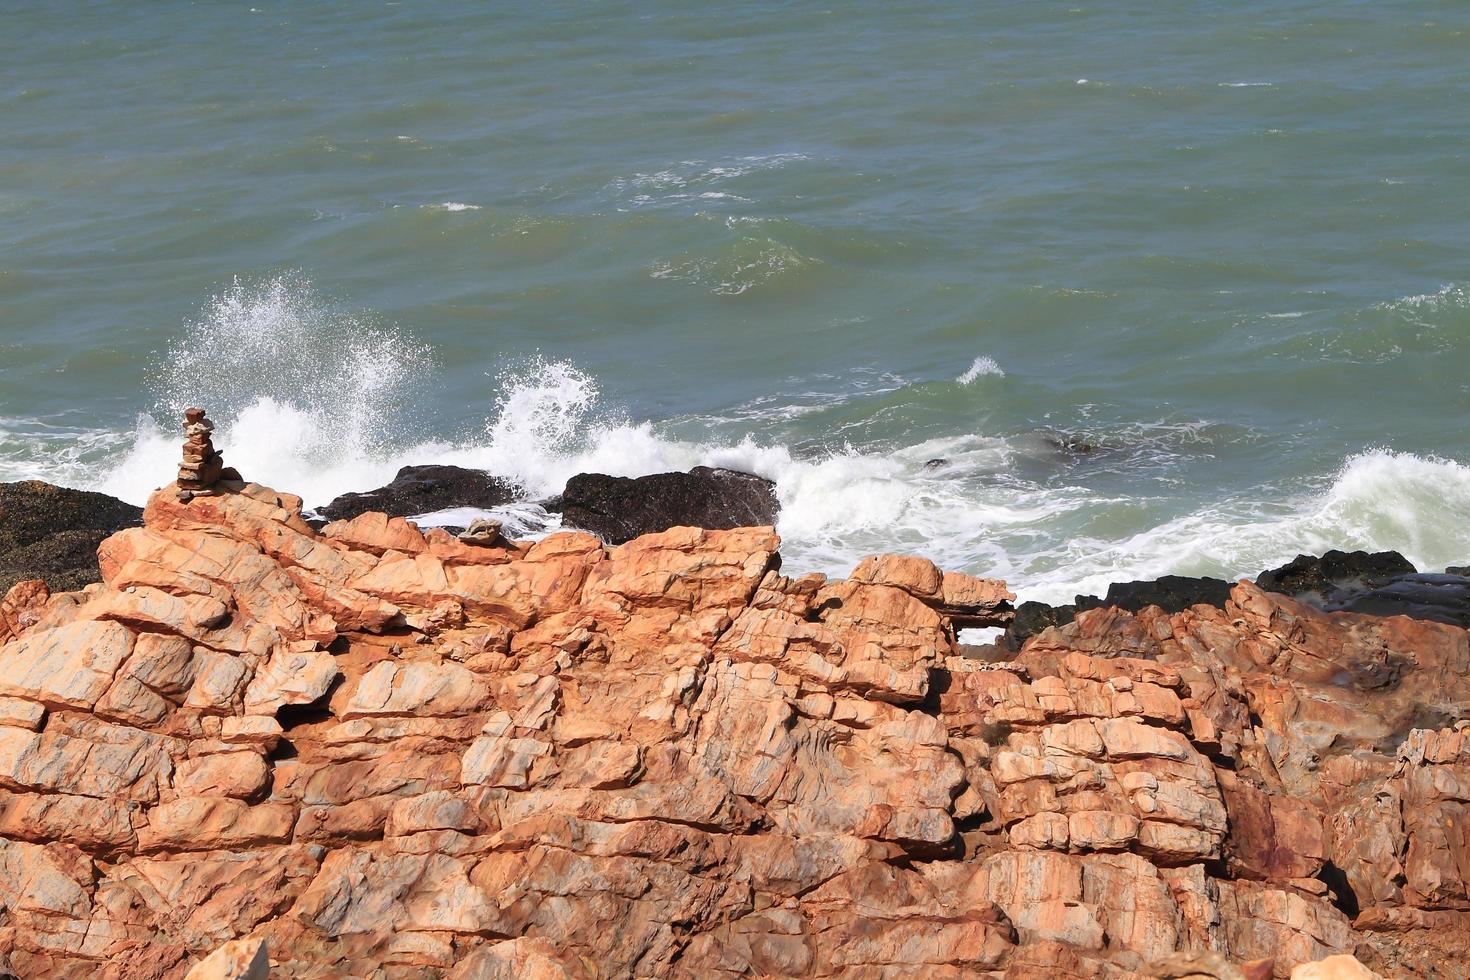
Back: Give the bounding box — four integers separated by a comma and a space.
0, 422, 1466, 978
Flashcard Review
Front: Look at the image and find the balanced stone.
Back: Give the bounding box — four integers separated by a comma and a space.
176, 407, 225, 493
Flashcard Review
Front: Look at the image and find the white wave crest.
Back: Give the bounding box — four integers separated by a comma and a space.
96, 274, 441, 506
27, 277, 1470, 610
1019, 449, 1470, 604
957, 355, 1005, 384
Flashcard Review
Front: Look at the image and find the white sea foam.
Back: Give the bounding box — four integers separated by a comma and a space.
1019, 449, 1470, 604
1219, 81, 1275, 88
93, 274, 443, 507
609, 153, 808, 209
1392, 283, 1468, 308
13, 276, 1468, 608
424, 202, 481, 212
956, 355, 1005, 384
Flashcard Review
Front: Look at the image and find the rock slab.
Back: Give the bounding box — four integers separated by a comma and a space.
0, 479, 1463, 978
0, 481, 142, 593
318, 465, 519, 522
552, 465, 778, 544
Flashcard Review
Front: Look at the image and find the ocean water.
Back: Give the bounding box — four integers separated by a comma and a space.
4, 2, 1470, 603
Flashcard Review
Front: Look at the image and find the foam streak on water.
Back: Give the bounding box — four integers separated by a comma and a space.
43, 277, 1469, 606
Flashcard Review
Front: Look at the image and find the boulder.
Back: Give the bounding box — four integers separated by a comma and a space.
0, 481, 142, 593
1257, 551, 1470, 628
317, 464, 519, 521
1255, 550, 1416, 602
550, 466, 778, 544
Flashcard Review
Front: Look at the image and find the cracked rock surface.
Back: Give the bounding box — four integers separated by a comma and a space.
0, 481, 1464, 978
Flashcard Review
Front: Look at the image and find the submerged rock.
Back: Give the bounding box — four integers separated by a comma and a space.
550, 466, 779, 544
318, 464, 518, 522
0, 481, 142, 593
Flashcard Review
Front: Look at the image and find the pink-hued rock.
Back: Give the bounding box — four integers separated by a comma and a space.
183, 936, 269, 980
0, 619, 133, 710
0, 579, 49, 645
0, 475, 1465, 978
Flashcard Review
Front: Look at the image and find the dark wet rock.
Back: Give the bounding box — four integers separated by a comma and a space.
0, 480, 142, 554
1253, 549, 1470, 627
0, 529, 116, 595
1077, 574, 1234, 615
1323, 573, 1470, 629
1005, 576, 1231, 650
318, 465, 518, 522
1045, 434, 1098, 455
923, 458, 948, 470
1255, 549, 1416, 603
550, 466, 779, 545
1004, 600, 1079, 650
0, 481, 143, 593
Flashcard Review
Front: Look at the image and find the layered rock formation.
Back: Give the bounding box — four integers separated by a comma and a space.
1007, 551, 1470, 647
0, 459, 1465, 976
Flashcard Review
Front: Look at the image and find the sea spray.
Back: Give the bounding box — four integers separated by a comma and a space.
75, 276, 1470, 602
97, 275, 446, 507
956, 355, 1005, 384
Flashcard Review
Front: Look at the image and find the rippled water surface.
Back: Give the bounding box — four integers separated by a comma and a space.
4, 2, 1470, 601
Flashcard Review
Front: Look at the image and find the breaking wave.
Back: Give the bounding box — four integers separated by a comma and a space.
5, 275, 1466, 605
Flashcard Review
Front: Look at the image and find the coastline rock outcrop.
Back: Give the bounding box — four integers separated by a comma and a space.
0, 480, 142, 594
0, 438, 1466, 976
318, 465, 519, 523
1008, 555, 1470, 648
1257, 551, 1470, 628
550, 465, 779, 544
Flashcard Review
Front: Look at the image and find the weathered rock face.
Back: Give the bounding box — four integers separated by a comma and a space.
318, 465, 519, 522
0, 479, 1465, 978
0, 481, 143, 594
1256, 551, 1470, 629
1008, 552, 1470, 649
1255, 550, 1417, 600
551, 466, 779, 544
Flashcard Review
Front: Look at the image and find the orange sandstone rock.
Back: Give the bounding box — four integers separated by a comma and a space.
0, 479, 1465, 978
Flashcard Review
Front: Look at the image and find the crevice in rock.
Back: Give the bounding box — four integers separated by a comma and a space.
267, 736, 299, 762
275, 674, 346, 730
1318, 860, 1361, 918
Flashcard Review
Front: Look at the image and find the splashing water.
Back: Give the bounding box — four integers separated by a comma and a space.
63, 275, 1470, 602
97, 275, 442, 505
956, 355, 1005, 384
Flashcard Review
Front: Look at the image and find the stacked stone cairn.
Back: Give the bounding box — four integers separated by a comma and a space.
176, 407, 225, 498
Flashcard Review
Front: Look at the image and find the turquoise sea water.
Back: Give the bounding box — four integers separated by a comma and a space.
4, 2, 1470, 601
